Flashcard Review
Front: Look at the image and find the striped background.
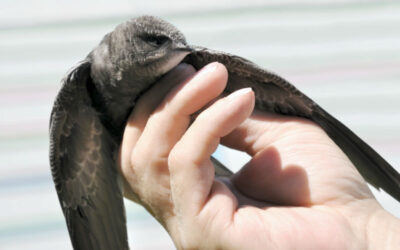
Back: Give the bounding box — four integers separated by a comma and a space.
1, 1, 399, 249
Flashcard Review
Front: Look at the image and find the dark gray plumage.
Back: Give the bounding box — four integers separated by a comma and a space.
49, 15, 400, 249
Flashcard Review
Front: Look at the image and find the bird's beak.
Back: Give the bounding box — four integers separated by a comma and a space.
173, 42, 194, 53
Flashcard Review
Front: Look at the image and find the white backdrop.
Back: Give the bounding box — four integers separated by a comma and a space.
1, 1, 399, 249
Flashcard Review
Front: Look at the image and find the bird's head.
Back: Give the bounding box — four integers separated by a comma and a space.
91, 15, 193, 92
125, 16, 191, 68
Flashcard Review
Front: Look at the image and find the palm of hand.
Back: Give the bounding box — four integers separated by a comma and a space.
204, 112, 376, 249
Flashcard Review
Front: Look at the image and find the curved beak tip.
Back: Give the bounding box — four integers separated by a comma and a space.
174, 43, 194, 53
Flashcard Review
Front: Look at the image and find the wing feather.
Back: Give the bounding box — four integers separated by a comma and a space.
49, 60, 129, 249
186, 46, 314, 117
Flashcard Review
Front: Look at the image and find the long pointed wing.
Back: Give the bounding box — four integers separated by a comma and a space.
49, 61, 129, 249
186, 47, 315, 117
186, 46, 400, 202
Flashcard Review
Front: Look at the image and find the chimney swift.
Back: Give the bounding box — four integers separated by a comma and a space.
49, 15, 400, 249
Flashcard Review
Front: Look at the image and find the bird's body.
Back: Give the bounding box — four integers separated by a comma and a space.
49, 16, 400, 249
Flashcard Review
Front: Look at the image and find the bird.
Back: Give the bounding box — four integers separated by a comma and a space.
49, 15, 400, 249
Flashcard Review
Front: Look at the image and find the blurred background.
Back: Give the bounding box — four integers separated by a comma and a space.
1, 0, 399, 249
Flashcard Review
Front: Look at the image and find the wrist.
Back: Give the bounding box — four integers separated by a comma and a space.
367, 208, 400, 249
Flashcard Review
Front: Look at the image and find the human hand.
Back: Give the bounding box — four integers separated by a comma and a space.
118, 62, 400, 249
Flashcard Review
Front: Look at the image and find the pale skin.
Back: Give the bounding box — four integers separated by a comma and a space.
118, 62, 400, 249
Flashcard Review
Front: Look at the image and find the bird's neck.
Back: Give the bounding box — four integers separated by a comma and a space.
87, 78, 135, 141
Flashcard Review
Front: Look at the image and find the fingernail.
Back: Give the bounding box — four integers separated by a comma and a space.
227, 88, 252, 100
196, 62, 219, 77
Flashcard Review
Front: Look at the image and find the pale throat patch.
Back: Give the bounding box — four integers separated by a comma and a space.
159, 51, 191, 75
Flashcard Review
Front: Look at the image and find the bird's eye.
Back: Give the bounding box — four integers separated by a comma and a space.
145, 35, 169, 47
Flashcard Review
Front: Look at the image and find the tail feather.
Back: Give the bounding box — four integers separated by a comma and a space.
312, 107, 400, 202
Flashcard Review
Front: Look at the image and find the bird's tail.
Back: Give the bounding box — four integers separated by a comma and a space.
311, 107, 400, 202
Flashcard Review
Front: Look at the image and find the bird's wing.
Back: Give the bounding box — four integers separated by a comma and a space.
49, 60, 129, 250
186, 46, 400, 202
186, 46, 315, 117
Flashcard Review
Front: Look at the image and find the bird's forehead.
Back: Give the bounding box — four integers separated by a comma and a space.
129, 16, 185, 40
